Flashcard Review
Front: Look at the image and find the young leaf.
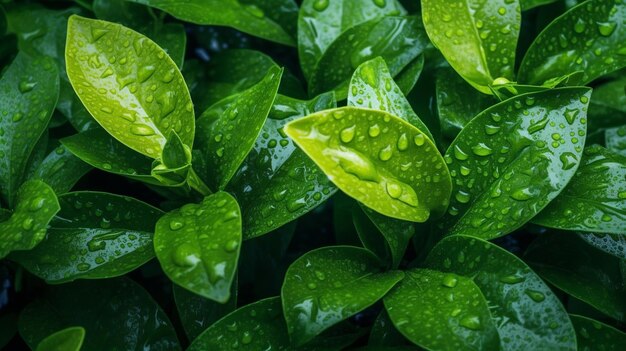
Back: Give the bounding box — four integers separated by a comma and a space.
441, 87, 591, 239
284, 106, 451, 222
384, 269, 500, 350
0, 52, 59, 207
154, 192, 241, 303
426, 235, 576, 350
196, 66, 282, 190
18, 278, 181, 350
281, 246, 403, 346
10, 192, 163, 283
126, 0, 296, 46
525, 232, 626, 322
65, 15, 194, 159
518, 0, 626, 85
31, 145, 91, 195
533, 146, 626, 234
0, 180, 59, 259
571, 314, 626, 351
578, 232, 626, 260
421, 0, 521, 93
35, 327, 85, 351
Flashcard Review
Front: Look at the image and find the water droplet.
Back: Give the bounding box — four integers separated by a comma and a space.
77, 262, 91, 271
244, 4, 264, 18
130, 124, 155, 136
241, 331, 253, 345
87, 239, 106, 252
368, 124, 381, 137
484, 124, 500, 135
597, 21, 616, 36
340, 125, 356, 143
574, 18, 586, 33
307, 282, 317, 290
18, 80, 36, 93
459, 316, 482, 330
12, 113, 23, 122
397, 133, 409, 151
216, 147, 225, 157
172, 243, 200, 267
138, 65, 156, 82
373, 0, 386, 8
339, 150, 379, 182
29, 197, 45, 211
500, 274, 525, 284
224, 239, 239, 252
312, 0, 329, 11
510, 187, 535, 201
314, 270, 326, 280
497, 7, 506, 15
22, 218, 34, 230
525, 289, 545, 302
386, 181, 402, 199
454, 145, 469, 160
378, 145, 393, 161
472, 143, 493, 156
442, 274, 458, 288
455, 191, 470, 203
414, 133, 425, 146
169, 220, 184, 231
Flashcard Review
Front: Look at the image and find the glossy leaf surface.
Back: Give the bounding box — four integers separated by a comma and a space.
32, 145, 91, 195
35, 327, 85, 351
422, 0, 521, 93
426, 235, 576, 350
281, 246, 403, 346
571, 315, 626, 351
18, 278, 180, 350
11, 192, 163, 283
0, 52, 59, 207
0, 180, 59, 259
519, 0, 626, 85
285, 106, 451, 222
154, 192, 241, 302
442, 88, 591, 239
533, 146, 626, 234
65, 15, 194, 158
579, 232, 626, 260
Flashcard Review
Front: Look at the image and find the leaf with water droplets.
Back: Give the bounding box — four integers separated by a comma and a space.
35, 327, 85, 351
606, 125, 626, 157
154, 192, 241, 302
281, 246, 403, 346
525, 231, 626, 322
426, 235, 576, 351
571, 314, 626, 351
0, 180, 59, 259
587, 76, 626, 134
285, 106, 451, 222
151, 130, 192, 186
578, 232, 626, 260
18, 278, 181, 350
31, 144, 92, 195
384, 268, 500, 350
0, 52, 59, 207
10, 191, 163, 283
65, 15, 194, 159
196, 66, 283, 190
422, 0, 521, 94
533, 146, 626, 234
441, 87, 591, 239
519, 0, 626, 85
227, 93, 337, 239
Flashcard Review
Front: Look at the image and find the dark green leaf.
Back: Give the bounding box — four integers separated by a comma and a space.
154, 192, 241, 302
0, 313, 17, 349
35, 327, 85, 351
281, 246, 403, 346
605, 125, 626, 157
31, 144, 91, 195
521, 0, 560, 10
571, 314, 626, 351
518, 0, 626, 85
393, 54, 425, 96
18, 277, 180, 350
578, 232, 626, 260
368, 310, 411, 347
588, 77, 626, 131
441, 87, 591, 239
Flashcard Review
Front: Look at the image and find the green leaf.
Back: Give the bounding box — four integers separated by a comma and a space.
0, 52, 59, 207
31, 144, 91, 195
518, 0, 626, 85
368, 310, 411, 347
521, 0, 560, 10
578, 232, 626, 260
127, 0, 296, 46
606, 125, 626, 157
384, 268, 500, 350
35, 327, 85, 351
18, 277, 181, 350
297, 0, 406, 79
65, 15, 194, 159
196, 66, 283, 190
421, 0, 521, 93
309, 16, 429, 97
394, 54, 425, 96
348, 57, 433, 142
588, 77, 626, 133
533, 146, 626, 234
571, 314, 626, 351
426, 235, 576, 350
228, 93, 337, 239
281, 246, 403, 346
151, 131, 192, 186
441, 87, 591, 239
284, 106, 451, 222
525, 231, 626, 321
0, 180, 59, 259
10, 191, 163, 283
154, 192, 241, 302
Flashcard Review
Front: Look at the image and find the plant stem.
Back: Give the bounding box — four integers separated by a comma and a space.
188, 168, 212, 196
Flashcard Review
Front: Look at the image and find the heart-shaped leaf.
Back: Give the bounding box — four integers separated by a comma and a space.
422, 0, 521, 93
154, 192, 241, 302
281, 246, 403, 346
35, 327, 85, 351
441, 87, 591, 239
571, 314, 626, 351
285, 106, 451, 222
518, 0, 626, 85
65, 15, 194, 159
31, 144, 91, 195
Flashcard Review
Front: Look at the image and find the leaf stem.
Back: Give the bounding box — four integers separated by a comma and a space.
188, 167, 213, 196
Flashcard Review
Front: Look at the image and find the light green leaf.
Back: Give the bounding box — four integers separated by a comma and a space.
384, 268, 500, 350
151, 131, 192, 186
0, 180, 59, 259
426, 235, 576, 350
533, 145, 626, 234
441, 87, 591, 239
35, 327, 85, 351
10, 191, 163, 283
518, 0, 626, 85
571, 314, 626, 351
65, 15, 194, 159
578, 232, 626, 260
31, 145, 91, 195
422, 0, 521, 93
0, 52, 59, 207
281, 246, 403, 346
154, 192, 241, 302
285, 106, 451, 222
196, 66, 283, 190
